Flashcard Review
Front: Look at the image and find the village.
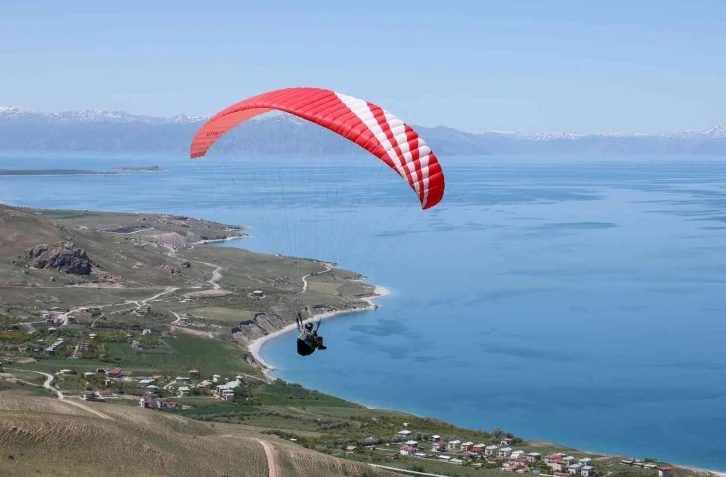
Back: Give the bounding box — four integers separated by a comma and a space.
335, 427, 677, 477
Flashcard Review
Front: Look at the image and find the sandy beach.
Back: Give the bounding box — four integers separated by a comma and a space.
248, 285, 391, 376
191, 234, 249, 245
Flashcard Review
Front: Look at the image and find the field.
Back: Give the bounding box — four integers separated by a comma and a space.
106, 334, 257, 375
0, 393, 399, 477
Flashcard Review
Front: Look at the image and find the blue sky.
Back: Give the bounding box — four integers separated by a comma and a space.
1, 0, 724, 133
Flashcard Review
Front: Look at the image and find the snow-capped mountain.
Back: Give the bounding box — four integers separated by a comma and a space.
0, 105, 724, 155
0, 106, 208, 125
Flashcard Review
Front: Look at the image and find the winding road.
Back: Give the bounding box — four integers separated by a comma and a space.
6, 368, 114, 420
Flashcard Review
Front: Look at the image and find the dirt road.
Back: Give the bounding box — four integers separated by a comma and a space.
256, 439, 281, 477
7, 368, 115, 420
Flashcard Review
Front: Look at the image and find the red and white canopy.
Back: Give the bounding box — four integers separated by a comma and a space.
190, 87, 445, 209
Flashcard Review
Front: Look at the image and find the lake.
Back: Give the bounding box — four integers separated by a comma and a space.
2, 151, 725, 470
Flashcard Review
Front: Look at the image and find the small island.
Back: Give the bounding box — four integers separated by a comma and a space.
111, 165, 163, 172
0, 169, 121, 176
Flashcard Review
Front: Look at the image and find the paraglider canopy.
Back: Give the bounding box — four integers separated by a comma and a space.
189, 87, 445, 210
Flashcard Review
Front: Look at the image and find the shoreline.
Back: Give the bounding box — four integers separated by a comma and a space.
191, 234, 249, 245
247, 285, 391, 377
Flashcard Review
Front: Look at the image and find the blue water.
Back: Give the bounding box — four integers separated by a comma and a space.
2, 151, 726, 470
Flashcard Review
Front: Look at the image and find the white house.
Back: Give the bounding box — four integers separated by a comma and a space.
212, 374, 222, 383
139, 379, 153, 387
564, 456, 576, 465
511, 450, 526, 459
579, 458, 592, 466
500, 437, 514, 446
404, 440, 418, 448
499, 447, 513, 458
431, 435, 441, 441
175, 377, 190, 384
216, 380, 240, 394
431, 441, 446, 452
581, 466, 594, 477
400, 446, 416, 456
527, 452, 542, 462
142, 329, 152, 335
569, 463, 583, 474
447, 440, 462, 451
485, 445, 499, 455
178, 386, 190, 396
397, 430, 412, 437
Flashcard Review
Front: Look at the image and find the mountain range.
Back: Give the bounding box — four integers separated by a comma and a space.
1, 105, 725, 156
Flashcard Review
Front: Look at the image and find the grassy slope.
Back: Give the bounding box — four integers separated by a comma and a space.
0, 394, 399, 477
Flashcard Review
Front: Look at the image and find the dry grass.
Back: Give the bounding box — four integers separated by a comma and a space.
0, 394, 399, 477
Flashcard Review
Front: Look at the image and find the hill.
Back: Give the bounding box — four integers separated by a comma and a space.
0, 393, 398, 477
2, 105, 726, 155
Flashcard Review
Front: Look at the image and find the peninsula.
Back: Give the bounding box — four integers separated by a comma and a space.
0, 203, 721, 477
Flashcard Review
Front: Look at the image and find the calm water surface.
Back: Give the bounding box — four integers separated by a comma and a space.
2, 151, 725, 470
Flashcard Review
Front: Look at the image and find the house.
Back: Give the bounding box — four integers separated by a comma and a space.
400, 446, 416, 456
461, 442, 474, 452
569, 464, 583, 474
107, 368, 122, 378
438, 456, 452, 462
156, 399, 167, 409
4, 353, 16, 362
212, 374, 222, 383
528, 452, 542, 462
189, 369, 200, 377
139, 379, 154, 387
579, 458, 592, 466
404, 440, 418, 448
511, 450, 526, 459
564, 456, 576, 465
89, 334, 98, 339
161, 330, 173, 339
447, 440, 462, 451
136, 305, 151, 316
252, 290, 264, 298
98, 389, 114, 397
146, 385, 159, 391
431, 435, 441, 441
216, 380, 240, 395
385, 452, 398, 458
581, 466, 594, 477
175, 377, 191, 384
397, 430, 412, 437
82, 391, 104, 402
414, 452, 427, 458
472, 444, 486, 454
139, 394, 153, 408
549, 459, 567, 472
658, 467, 672, 477
499, 447, 513, 458
178, 386, 190, 396
166, 401, 179, 408
485, 445, 500, 455
450, 458, 464, 465
345, 446, 357, 454
501, 437, 514, 446
142, 329, 152, 335
431, 441, 446, 452
221, 390, 235, 402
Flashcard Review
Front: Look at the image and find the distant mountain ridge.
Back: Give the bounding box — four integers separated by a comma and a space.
1, 105, 725, 155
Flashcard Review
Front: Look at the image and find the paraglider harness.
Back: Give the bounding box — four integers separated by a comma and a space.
296, 311, 323, 356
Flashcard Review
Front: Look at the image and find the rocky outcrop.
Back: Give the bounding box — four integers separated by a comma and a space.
15, 241, 95, 275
